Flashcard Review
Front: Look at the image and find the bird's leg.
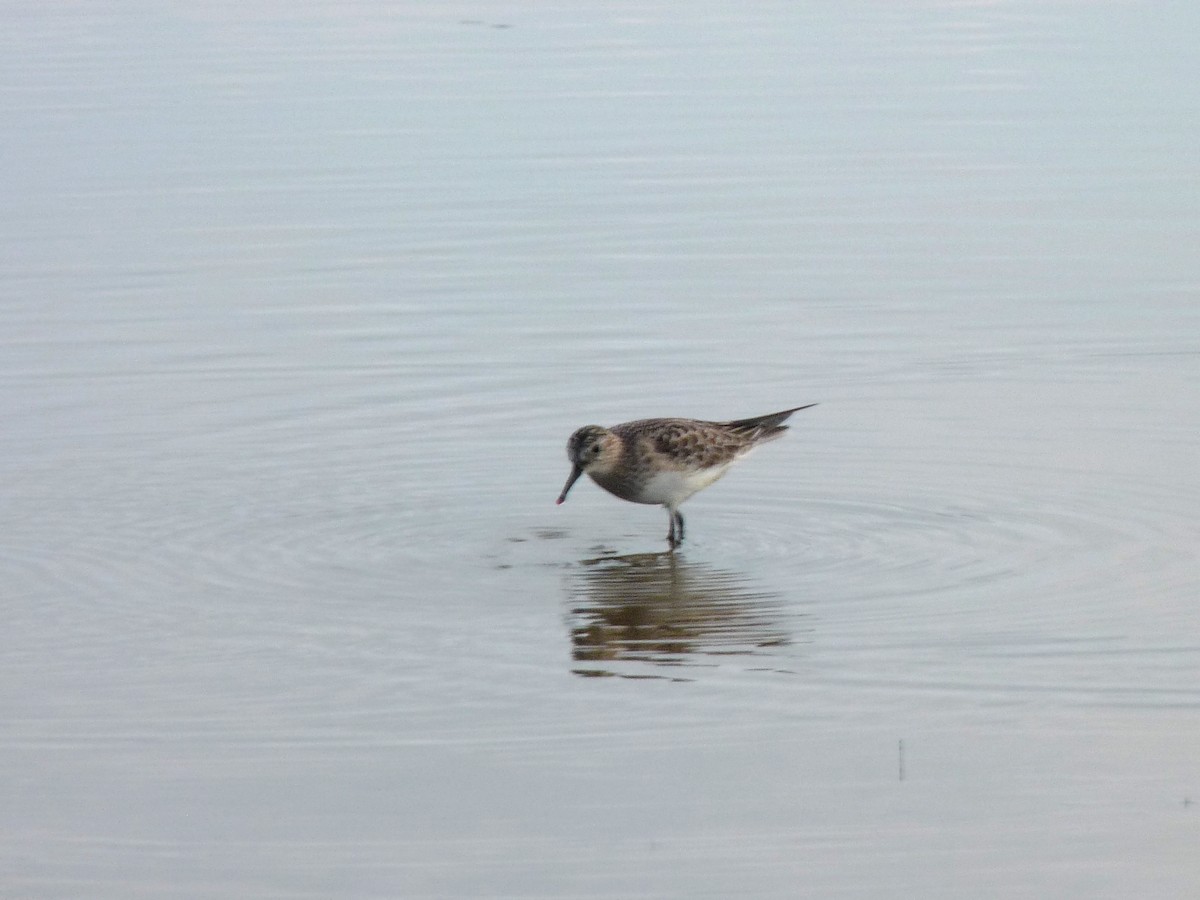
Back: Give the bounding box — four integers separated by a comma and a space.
666, 509, 684, 548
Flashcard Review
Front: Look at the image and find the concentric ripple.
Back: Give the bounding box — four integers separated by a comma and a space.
527, 372, 1200, 705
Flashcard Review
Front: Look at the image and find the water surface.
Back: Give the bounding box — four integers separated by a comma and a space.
3, 2, 1199, 897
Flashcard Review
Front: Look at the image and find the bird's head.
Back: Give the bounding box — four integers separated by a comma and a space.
556, 425, 621, 504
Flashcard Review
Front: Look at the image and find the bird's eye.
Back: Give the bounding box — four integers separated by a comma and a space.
591, 444, 601, 454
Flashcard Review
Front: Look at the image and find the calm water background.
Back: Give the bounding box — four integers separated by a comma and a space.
3, 2, 1199, 897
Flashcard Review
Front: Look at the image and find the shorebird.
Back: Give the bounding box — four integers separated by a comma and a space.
556, 404, 816, 547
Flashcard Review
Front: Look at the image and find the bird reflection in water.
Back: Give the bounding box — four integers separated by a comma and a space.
566, 551, 792, 678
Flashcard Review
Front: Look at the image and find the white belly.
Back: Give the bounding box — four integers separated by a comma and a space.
639, 463, 733, 508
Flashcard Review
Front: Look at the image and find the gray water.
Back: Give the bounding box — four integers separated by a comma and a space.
3, 3, 1199, 897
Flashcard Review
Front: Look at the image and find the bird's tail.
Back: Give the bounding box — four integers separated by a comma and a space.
720, 403, 817, 441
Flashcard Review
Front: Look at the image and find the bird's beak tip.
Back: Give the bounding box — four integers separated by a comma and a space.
557, 465, 583, 505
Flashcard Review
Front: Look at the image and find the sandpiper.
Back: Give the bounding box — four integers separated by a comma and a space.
556, 404, 816, 547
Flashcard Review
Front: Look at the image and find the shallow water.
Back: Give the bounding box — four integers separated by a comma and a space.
3, 2, 1199, 897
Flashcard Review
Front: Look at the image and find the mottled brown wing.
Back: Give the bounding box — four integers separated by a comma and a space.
649, 420, 748, 469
